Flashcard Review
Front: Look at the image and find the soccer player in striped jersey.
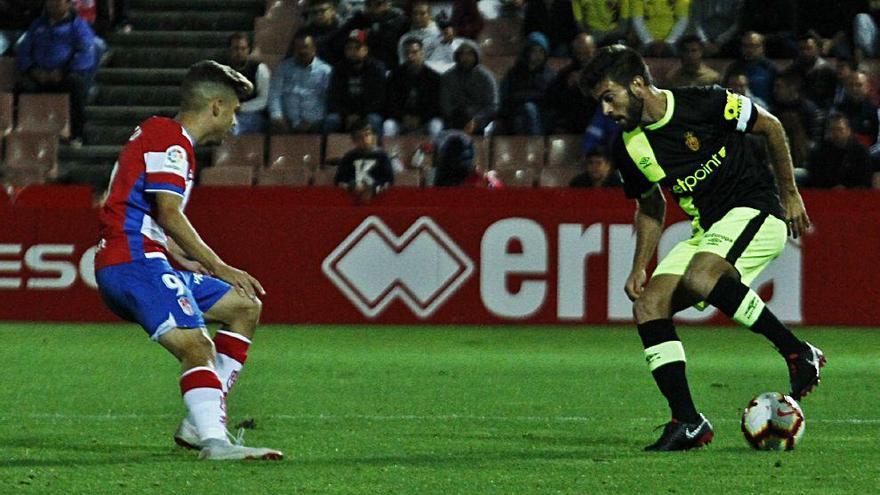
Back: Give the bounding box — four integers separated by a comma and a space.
95, 60, 282, 461
580, 45, 826, 451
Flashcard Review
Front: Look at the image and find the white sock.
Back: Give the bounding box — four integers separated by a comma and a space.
180, 366, 226, 442
213, 329, 251, 395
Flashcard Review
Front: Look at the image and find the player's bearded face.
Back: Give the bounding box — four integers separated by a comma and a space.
619, 88, 644, 131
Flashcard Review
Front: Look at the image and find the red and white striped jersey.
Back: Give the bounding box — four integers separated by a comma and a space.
96, 117, 196, 270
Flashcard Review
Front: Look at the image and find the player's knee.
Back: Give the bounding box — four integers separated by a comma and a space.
633, 291, 663, 323
680, 268, 714, 299
242, 295, 262, 323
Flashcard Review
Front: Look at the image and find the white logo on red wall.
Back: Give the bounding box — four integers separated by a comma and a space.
322, 216, 474, 318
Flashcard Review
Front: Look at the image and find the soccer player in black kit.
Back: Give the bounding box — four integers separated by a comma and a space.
579, 45, 826, 451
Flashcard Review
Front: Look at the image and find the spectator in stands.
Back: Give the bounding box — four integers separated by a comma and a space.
522, 0, 579, 57
855, 3, 880, 60
571, 0, 629, 47
450, 0, 484, 40
833, 70, 879, 149
439, 38, 498, 135
16, 0, 97, 145
788, 31, 838, 110
224, 33, 270, 135
665, 35, 721, 88
339, 0, 407, 69
268, 31, 332, 134
431, 108, 502, 187
569, 148, 621, 188
690, 0, 742, 57
724, 31, 777, 107
833, 58, 858, 107
630, 0, 690, 57
546, 33, 597, 134
804, 113, 873, 188
724, 70, 768, 109
739, 0, 797, 58
301, 0, 343, 65
335, 118, 395, 191
396, 0, 440, 64
797, 0, 862, 60
425, 19, 463, 73
326, 29, 386, 134
771, 71, 824, 169
0, 0, 42, 56
497, 31, 555, 135
384, 37, 443, 136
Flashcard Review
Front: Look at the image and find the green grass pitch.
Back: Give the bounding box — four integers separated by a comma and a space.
0, 323, 877, 494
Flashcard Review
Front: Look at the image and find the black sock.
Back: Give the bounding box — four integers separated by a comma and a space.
637, 319, 700, 423
706, 276, 803, 356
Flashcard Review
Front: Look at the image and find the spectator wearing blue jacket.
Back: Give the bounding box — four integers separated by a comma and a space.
17, 0, 96, 144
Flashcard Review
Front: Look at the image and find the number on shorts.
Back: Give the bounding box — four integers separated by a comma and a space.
162, 274, 185, 296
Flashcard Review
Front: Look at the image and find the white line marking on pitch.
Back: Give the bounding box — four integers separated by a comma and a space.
1, 413, 878, 425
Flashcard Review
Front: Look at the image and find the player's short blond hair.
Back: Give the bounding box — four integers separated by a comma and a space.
180, 60, 253, 112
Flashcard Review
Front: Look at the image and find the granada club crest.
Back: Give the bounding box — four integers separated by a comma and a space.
178, 297, 195, 316
684, 131, 700, 152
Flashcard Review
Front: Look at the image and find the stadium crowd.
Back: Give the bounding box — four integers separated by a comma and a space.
2, 0, 880, 189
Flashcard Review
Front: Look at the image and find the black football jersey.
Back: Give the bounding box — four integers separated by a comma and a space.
612, 85, 783, 230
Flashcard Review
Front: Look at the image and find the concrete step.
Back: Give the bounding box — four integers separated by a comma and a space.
95, 85, 180, 106
129, 0, 265, 12
108, 30, 240, 48
110, 47, 228, 69
86, 105, 177, 124
129, 10, 257, 31
97, 68, 187, 85
83, 123, 138, 146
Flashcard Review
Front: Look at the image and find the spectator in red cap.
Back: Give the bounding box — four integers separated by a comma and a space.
325, 29, 387, 134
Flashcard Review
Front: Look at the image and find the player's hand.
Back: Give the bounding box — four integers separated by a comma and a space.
178, 258, 212, 275
781, 190, 811, 239
214, 264, 266, 300
625, 269, 648, 302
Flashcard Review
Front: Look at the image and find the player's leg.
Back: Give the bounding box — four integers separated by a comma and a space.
679, 208, 825, 399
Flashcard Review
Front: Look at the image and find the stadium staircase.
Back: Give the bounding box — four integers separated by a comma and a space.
60, 0, 266, 189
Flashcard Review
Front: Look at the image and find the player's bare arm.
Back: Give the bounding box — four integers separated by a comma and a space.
165, 237, 211, 275
154, 191, 265, 300
626, 185, 666, 301
751, 104, 811, 239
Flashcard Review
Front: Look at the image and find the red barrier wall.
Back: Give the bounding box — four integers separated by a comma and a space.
0, 186, 876, 325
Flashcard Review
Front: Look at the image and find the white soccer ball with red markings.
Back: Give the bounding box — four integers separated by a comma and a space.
741, 392, 805, 450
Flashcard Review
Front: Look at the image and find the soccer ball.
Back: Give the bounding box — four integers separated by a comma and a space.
741, 392, 805, 450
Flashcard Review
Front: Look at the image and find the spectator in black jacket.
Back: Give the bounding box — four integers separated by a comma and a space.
788, 31, 838, 110
300, 0, 343, 65
805, 113, 873, 189
325, 29, 387, 134
547, 33, 597, 134
771, 70, 825, 169
383, 37, 443, 137
832, 70, 879, 149
335, 118, 395, 192
497, 31, 556, 135
338, 0, 407, 69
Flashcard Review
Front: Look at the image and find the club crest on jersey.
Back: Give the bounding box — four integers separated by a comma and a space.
684, 132, 700, 152
178, 297, 195, 316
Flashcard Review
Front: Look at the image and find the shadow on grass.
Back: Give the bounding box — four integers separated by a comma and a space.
0, 435, 191, 467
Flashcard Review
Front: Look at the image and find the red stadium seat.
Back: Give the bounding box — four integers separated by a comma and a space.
546, 134, 583, 168
539, 167, 582, 187
0, 57, 16, 92
212, 134, 265, 169
383, 136, 433, 169
491, 136, 545, 170
311, 167, 336, 186
256, 164, 311, 186
394, 168, 422, 187
268, 134, 321, 170
200, 166, 254, 186
323, 133, 350, 165
252, 16, 300, 57
493, 168, 535, 187
2, 132, 58, 186
16, 93, 70, 137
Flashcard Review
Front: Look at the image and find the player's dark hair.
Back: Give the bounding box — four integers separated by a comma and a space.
579, 44, 653, 98
180, 60, 253, 111
227, 32, 251, 47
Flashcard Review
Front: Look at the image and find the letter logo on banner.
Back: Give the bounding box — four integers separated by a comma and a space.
323, 216, 474, 318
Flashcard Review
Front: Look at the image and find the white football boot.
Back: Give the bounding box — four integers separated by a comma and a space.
198, 438, 284, 461
173, 417, 203, 450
